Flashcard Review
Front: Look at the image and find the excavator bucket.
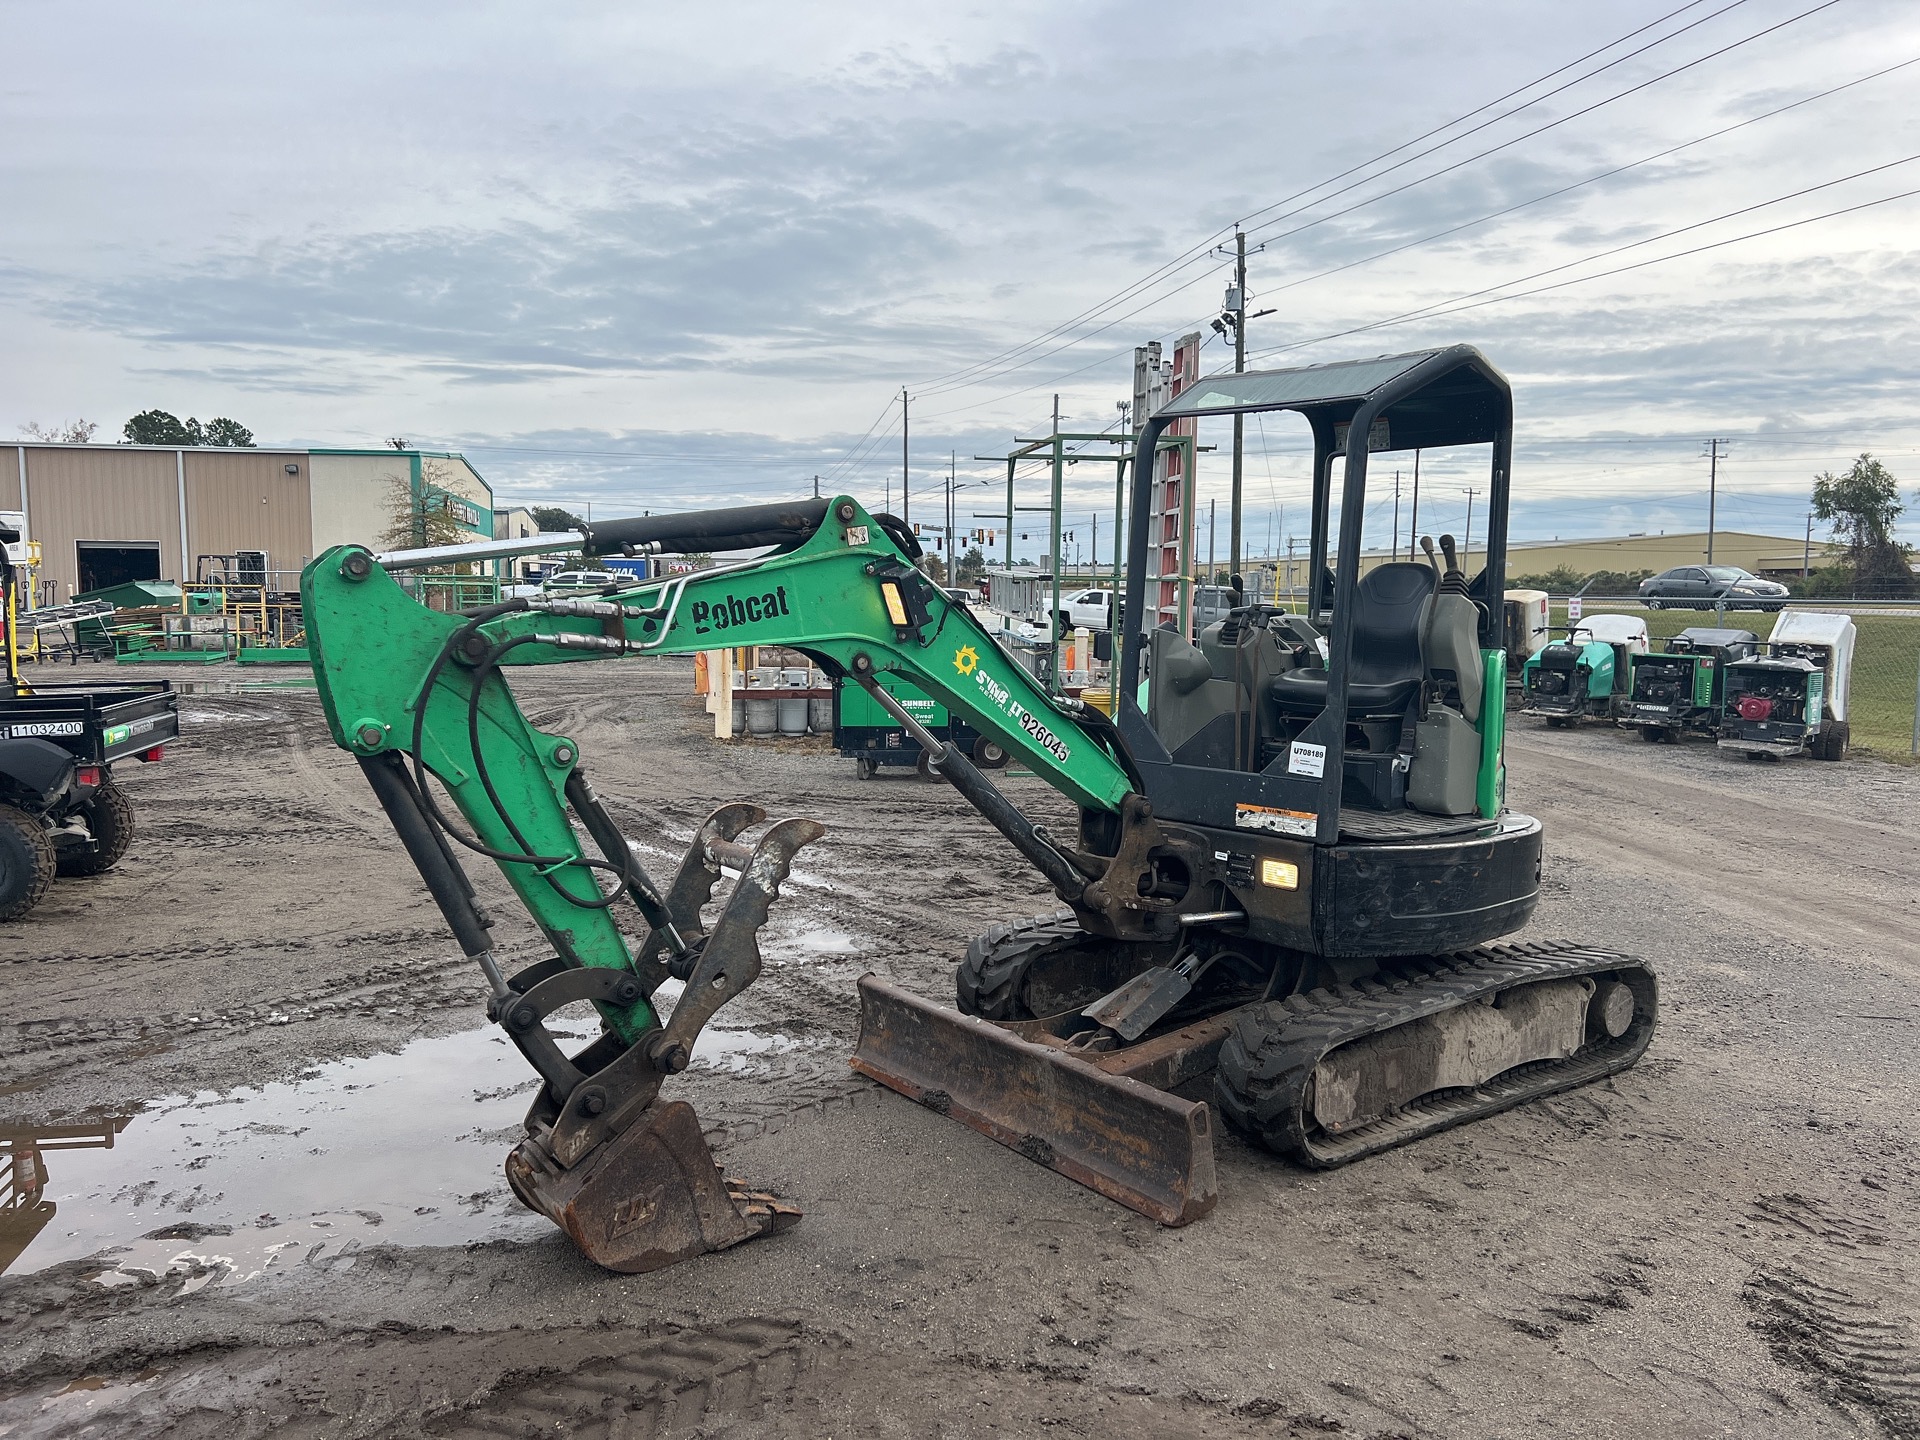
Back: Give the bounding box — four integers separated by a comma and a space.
849, 975, 1218, 1226
506, 1101, 799, 1273
501, 811, 824, 1273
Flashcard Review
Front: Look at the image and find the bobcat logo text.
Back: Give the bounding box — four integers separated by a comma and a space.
687, 586, 792, 635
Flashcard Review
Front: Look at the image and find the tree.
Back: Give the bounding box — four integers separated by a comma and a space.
529, 505, 587, 532
379, 474, 466, 552
121, 409, 255, 446
1812, 453, 1915, 598
200, 417, 255, 447
20, 418, 98, 443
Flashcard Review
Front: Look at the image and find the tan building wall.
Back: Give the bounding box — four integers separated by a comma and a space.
308, 452, 410, 553
1264, 529, 1847, 585
1487, 530, 1840, 581
18, 446, 182, 598
184, 450, 313, 584
494, 505, 537, 541
426, 455, 489, 510
6, 444, 492, 599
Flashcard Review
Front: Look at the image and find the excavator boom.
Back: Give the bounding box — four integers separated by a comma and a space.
302, 494, 1172, 1267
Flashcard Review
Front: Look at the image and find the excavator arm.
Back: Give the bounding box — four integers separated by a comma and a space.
301, 495, 1161, 1269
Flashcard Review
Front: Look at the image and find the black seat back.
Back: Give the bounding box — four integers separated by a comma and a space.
1351, 562, 1435, 689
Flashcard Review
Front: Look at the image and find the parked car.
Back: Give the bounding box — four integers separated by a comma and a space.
1637, 565, 1789, 610
1054, 587, 1116, 631
541, 569, 624, 593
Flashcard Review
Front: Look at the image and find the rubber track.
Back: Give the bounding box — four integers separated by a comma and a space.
954, 909, 1081, 1020
1214, 939, 1657, 1168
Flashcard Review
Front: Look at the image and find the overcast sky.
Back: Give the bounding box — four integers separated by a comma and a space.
5, 0, 1918, 560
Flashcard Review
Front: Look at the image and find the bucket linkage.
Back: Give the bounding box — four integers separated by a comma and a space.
501, 806, 823, 1271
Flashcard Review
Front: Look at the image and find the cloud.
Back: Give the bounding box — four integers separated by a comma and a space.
3, 0, 1919, 541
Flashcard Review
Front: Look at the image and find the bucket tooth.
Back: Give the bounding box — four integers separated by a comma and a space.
506, 1100, 797, 1273
849, 974, 1217, 1226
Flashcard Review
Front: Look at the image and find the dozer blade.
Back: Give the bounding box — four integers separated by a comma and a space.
849, 975, 1217, 1226
506, 1099, 799, 1274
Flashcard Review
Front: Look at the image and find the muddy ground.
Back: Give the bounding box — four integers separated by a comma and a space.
2, 658, 1916, 1439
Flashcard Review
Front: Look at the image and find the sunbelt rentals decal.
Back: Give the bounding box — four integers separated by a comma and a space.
954, 644, 1071, 765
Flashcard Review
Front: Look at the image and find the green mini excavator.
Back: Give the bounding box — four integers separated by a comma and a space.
303, 346, 1656, 1272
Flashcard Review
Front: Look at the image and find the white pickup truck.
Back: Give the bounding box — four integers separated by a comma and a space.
1056, 588, 1116, 631
1052, 585, 1237, 635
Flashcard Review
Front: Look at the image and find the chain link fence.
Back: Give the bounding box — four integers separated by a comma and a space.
1561, 601, 1920, 762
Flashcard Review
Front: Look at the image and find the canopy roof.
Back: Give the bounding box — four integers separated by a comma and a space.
1153, 345, 1509, 451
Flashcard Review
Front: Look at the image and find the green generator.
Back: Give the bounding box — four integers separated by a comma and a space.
832, 671, 1008, 779
1621, 627, 1757, 742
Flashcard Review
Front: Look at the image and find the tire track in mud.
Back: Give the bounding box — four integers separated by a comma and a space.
0, 1318, 1333, 1439
1743, 1191, 1920, 1438
1519, 743, 1920, 964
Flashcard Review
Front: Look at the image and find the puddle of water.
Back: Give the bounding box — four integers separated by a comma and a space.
792, 928, 861, 956
1, 1016, 815, 1285
173, 679, 316, 696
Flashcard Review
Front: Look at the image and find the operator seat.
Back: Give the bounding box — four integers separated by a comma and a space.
1270, 562, 1435, 717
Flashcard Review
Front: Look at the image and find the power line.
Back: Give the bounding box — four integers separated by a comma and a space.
1234, 0, 1830, 262
1249, 168, 1920, 362
1248, 52, 1920, 310
903, 0, 1746, 401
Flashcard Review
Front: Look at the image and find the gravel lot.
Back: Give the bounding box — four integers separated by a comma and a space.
1, 658, 1915, 1439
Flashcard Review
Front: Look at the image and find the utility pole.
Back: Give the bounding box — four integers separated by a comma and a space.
1208, 495, 1217, 582
812, 474, 820, 498
1230, 228, 1246, 579
1408, 449, 1421, 548
1462, 486, 1478, 561
900, 388, 910, 527
947, 452, 956, 587
1392, 469, 1402, 561
1804, 512, 1813, 578
1702, 438, 1728, 563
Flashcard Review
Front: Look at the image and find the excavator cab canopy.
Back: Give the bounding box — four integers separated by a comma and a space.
1120, 345, 1514, 846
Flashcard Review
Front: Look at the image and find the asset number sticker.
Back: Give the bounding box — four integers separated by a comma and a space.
1016, 709, 1071, 765
1235, 803, 1317, 838
845, 525, 870, 546
5, 721, 84, 737
1286, 741, 1326, 778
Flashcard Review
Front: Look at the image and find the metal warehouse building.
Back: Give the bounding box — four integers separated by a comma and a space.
2, 443, 493, 601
